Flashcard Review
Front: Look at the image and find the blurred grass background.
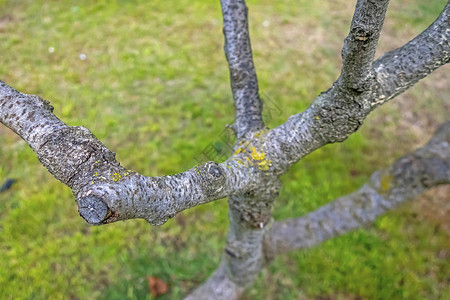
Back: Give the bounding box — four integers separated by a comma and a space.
0, 0, 448, 299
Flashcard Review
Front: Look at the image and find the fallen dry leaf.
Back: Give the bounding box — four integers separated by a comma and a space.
147, 276, 168, 297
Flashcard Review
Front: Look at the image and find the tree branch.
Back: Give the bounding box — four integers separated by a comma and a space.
185, 175, 281, 299
0, 1, 447, 230
338, 0, 390, 93
220, 0, 265, 138
260, 2, 449, 173
1, 2, 448, 298
0, 81, 248, 225
371, 2, 450, 106
264, 121, 450, 258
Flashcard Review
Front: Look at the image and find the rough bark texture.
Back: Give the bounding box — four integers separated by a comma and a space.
0, 0, 449, 299
264, 121, 450, 258
221, 0, 265, 138
339, 0, 390, 93
262, 2, 449, 174
372, 2, 450, 104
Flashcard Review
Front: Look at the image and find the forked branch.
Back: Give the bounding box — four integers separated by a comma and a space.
262, 2, 449, 173
0, 1, 448, 230
187, 120, 450, 300
1, 0, 449, 298
184, 2, 449, 298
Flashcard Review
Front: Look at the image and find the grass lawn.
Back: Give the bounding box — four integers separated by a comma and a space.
0, 0, 449, 299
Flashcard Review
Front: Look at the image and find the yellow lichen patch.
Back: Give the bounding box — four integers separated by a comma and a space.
112, 172, 122, 182
250, 146, 265, 161
380, 173, 392, 192
233, 147, 246, 155
254, 128, 268, 139
258, 160, 271, 171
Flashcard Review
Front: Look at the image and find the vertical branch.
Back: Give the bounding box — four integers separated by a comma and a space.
220, 0, 265, 138
186, 179, 281, 300
339, 0, 390, 93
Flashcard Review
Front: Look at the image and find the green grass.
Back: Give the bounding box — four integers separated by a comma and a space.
1, 0, 448, 299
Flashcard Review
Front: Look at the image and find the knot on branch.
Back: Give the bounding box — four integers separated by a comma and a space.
230, 64, 250, 89
225, 240, 253, 259
30, 95, 54, 112
391, 155, 425, 194
351, 25, 376, 42
194, 162, 226, 197
421, 157, 450, 187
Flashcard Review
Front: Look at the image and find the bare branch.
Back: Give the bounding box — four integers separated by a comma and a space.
186, 179, 281, 300
1, 2, 448, 298
220, 0, 265, 138
0, 1, 447, 232
338, 0, 390, 93
371, 2, 450, 106
260, 3, 448, 173
0, 81, 280, 226
264, 121, 450, 258
188, 121, 450, 298
0, 81, 250, 225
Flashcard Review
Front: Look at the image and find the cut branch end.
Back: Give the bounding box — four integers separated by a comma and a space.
77, 195, 110, 225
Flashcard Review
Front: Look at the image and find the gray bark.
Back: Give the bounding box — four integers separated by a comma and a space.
187, 121, 450, 299
0, 0, 448, 299
264, 121, 450, 258
220, 0, 265, 138
339, 0, 390, 93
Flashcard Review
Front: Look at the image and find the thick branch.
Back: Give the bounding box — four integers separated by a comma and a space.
0, 3, 448, 228
1, 4, 449, 298
0, 81, 253, 225
221, 0, 265, 138
186, 122, 450, 299
186, 177, 281, 299
261, 2, 449, 173
372, 2, 450, 106
339, 0, 390, 93
264, 121, 450, 258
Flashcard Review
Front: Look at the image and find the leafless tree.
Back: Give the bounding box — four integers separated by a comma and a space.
1, 0, 448, 299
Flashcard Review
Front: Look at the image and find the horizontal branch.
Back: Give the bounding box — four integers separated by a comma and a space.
0, 81, 278, 225
264, 121, 450, 258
